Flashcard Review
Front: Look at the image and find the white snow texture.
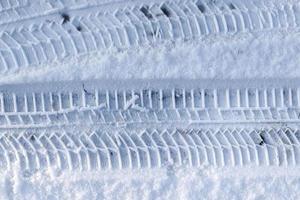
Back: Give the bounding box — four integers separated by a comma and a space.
0, 0, 299, 199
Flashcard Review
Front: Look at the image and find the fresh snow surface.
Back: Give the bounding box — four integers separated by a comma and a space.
0, 0, 300, 199
2, 166, 300, 200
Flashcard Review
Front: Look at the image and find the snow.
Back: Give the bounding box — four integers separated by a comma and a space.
1, 0, 300, 199
1, 165, 300, 200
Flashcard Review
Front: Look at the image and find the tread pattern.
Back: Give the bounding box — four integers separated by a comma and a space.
0, 0, 86, 23
1, 128, 300, 172
0, 0, 123, 25
0, 0, 28, 13
0, 0, 300, 73
0, 84, 300, 128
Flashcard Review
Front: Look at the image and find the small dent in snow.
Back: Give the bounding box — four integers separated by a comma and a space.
61, 13, 70, 24
76, 25, 82, 32
228, 3, 236, 10
259, 140, 264, 146
161, 6, 171, 18
30, 135, 35, 142
196, 3, 206, 13
248, 91, 255, 97
110, 151, 114, 156
283, 90, 287, 97
205, 91, 214, 98
140, 6, 153, 20
82, 84, 93, 96
259, 131, 266, 146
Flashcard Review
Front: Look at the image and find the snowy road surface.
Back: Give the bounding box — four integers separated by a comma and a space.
0, 0, 300, 199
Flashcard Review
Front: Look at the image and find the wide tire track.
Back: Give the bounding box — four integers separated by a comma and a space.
0, 80, 300, 128
1, 128, 299, 172
0, 0, 300, 73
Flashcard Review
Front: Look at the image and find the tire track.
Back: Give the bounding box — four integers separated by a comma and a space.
0, 80, 299, 128
0, 0, 126, 25
0, 0, 300, 73
0, 127, 299, 172
0, 0, 28, 13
